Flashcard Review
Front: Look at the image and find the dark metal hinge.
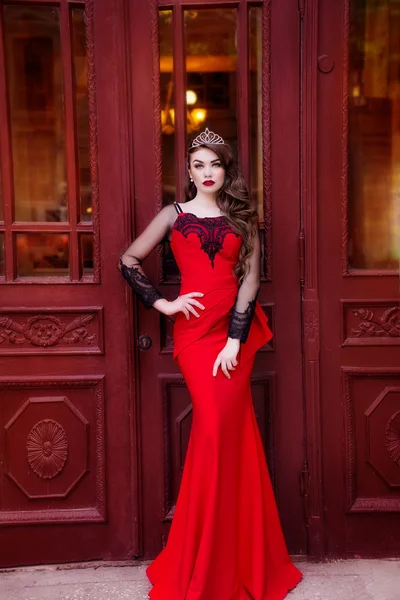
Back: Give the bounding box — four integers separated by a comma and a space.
298, 0, 305, 16
298, 229, 305, 287
300, 463, 311, 525
300, 467, 310, 496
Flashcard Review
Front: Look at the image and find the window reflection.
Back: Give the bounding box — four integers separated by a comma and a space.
159, 10, 176, 207
0, 233, 4, 276
184, 9, 238, 151
72, 8, 91, 223
80, 233, 93, 276
16, 233, 69, 277
4, 6, 67, 223
348, 0, 400, 269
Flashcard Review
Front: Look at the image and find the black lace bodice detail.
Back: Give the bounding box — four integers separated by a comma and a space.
173, 213, 239, 268
119, 257, 164, 309
228, 297, 257, 343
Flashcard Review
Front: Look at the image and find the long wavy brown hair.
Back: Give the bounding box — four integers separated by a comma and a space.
184, 141, 259, 282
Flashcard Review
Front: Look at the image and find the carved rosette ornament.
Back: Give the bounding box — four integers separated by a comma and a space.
386, 411, 400, 466
304, 311, 319, 342
27, 420, 68, 479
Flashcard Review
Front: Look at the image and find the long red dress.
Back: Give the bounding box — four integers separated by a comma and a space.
146, 208, 303, 599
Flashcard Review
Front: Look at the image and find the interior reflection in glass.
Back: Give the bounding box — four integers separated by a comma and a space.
72, 8, 92, 223
4, 6, 67, 223
0, 233, 4, 276
348, 0, 400, 269
80, 233, 93, 276
184, 9, 238, 151
16, 233, 69, 277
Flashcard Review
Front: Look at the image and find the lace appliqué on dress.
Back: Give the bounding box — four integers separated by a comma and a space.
119, 257, 164, 309
228, 297, 257, 343
174, 213, 239, 268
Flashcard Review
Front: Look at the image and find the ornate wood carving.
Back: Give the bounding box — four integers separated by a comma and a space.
344, 369, 400, 513
304, 310, 319, 343
27, 419, 68, 479
0, 308, 103, 355
351, 306, 400, 339
386, 411, 400, 466
84, 0, 101, 282
342, 302, 400, 346
262, 0, 272, 281
0, 377, 106, 524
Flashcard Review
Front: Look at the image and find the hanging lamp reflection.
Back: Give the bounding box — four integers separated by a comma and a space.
161, 84, 206, 135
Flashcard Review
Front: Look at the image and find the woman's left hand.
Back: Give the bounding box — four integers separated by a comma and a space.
213, 338, 240, 379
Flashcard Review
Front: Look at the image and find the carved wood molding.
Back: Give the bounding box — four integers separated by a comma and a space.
0, 308, 103, 355
386, 411, 400, 467
0, 377, 106, 524
300, 0, 324, 555
262, 0, 272, 281
342, 301, 400, 346
27, 419, 69, 479
343, 369, 400, 513
85, 0, 101, 282
341, 0, 350, 275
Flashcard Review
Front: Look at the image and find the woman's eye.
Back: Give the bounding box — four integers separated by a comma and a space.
213, 163, 221, 168
194, 165, 202, 169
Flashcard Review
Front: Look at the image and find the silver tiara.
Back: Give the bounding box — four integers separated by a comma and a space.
191, 128, 225, 148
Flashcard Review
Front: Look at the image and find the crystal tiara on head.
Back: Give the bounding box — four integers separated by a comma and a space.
191, 128, 225, 148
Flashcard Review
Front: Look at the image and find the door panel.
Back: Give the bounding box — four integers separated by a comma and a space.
130, 0, 306, 559
317, 0, 400, 556
0, 0, 135, 566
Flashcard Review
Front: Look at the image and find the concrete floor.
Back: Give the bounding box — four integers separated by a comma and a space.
0, 559, 399, 600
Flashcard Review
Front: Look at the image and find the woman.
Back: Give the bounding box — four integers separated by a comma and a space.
119, 128, 303, 599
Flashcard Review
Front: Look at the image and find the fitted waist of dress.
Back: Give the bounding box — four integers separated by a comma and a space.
179, 274, 239, 295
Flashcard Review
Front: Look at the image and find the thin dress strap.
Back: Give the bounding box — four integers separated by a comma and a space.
173, 202, 183, 214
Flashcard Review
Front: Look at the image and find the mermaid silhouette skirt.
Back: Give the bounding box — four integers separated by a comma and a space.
146, 212, 302, 598
146, 311, 302, 599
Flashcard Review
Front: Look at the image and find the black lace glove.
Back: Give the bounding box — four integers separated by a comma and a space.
228, 296, 258, 343
119, 256, 164, 309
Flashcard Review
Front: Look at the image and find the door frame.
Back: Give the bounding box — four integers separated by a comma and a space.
126, 0, 307, 559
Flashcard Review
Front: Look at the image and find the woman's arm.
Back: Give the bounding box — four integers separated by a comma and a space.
119, 204, 205, 319
119, 205, 175, 309
227, 229, 261, 343
213, 229, 261, 379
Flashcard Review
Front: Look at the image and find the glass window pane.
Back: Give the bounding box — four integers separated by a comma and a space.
16, 233, 69, 277
72, 8, 91, 223
0, 233, 4, 276
80, 232, 93, 276
250, 8, 264, 220
160, 10, 176, 207
348, 0, 400, 269
184, 9, 238, 150
4, 6, 67, 223
0, 166, 3, 221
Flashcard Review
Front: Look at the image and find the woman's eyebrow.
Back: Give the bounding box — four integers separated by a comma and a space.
192, 159, 220, 164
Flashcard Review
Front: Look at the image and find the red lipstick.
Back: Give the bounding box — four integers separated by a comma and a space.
203, 180, 215, 187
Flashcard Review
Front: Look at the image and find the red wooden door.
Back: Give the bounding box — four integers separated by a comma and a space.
0, 0, 136, 566
311, 0, 400, 557
129, 0, 306, 559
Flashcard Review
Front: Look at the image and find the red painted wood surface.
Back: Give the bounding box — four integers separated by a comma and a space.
0, 0, 136, 566
130, 0, 306, 560
315, 0, 400, 557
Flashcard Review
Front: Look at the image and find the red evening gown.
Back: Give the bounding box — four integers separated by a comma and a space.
146, 208, 303, 599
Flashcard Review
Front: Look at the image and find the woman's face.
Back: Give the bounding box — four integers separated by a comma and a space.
188, 147, 225, 195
